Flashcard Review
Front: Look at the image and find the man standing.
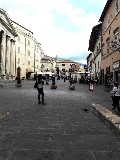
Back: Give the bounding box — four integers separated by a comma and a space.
36, 74, 46, 105
111, 82, 120, 112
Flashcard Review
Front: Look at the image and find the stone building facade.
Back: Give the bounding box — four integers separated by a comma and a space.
34, 40, 42, 73
99, 0, 120, 84
40, 55, 56, 73
12, 20, 35, 80
88, 24, 102, 81
0, 8, 18, 80
87, 0, 120, 85
56, 60, 82, 73
0, 8, 47, 80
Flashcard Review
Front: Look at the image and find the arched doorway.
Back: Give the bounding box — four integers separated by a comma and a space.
26, 68, 33, 80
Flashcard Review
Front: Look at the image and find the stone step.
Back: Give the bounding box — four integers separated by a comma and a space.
91, 103, 120, 135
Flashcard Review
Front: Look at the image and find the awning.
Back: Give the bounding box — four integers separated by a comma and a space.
26, 68, 34, 73
76, 71, 90, 74
37, 71, 55, 75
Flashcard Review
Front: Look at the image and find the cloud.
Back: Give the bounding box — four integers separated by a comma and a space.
1, 0, 104, 62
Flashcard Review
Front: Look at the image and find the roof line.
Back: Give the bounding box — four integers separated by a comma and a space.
11, 20, 33, 34
99, 0, 112, 22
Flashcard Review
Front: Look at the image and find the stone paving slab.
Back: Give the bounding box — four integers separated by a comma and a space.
91, 103, 120, 135
0, 80, 120, 160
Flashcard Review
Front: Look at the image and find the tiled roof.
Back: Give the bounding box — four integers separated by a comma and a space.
88, 23, 102, 52
86, 53, 92, 60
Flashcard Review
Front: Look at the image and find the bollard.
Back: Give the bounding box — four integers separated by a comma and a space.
50, 75, 57, 89
0, 83, 3, 87
15, 78, 22, 87
89, 83, 93, 91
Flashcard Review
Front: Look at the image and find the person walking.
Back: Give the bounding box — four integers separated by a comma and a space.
111, 82, 120, 112
36, 74, 46, 105
46, 74, 49, 85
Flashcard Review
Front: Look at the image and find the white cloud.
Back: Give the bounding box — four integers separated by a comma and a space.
1, 0, 103, 62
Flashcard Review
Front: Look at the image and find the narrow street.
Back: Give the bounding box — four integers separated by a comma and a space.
0, 79, 120, 160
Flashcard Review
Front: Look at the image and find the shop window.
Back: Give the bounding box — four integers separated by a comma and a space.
118, 71, 120, 83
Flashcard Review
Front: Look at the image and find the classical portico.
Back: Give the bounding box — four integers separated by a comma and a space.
0, 8, 17, 79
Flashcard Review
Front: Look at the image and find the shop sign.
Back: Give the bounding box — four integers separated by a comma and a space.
113, 61, 120, 70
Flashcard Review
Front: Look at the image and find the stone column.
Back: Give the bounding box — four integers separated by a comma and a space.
5, 35, 10, 78
10, 39, 15, 78
1, 31, 6, 78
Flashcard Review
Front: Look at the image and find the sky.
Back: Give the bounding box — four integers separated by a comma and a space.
1, 0, 107, 64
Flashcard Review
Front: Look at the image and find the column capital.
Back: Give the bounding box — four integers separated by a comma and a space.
1, 30, 4, 34
10, 39, 15, 43
6, 35, 10, 39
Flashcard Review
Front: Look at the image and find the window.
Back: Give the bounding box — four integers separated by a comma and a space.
102, 24, 105, 33
114, 28, 119, 48
106, 38, 110, 54
18, 58, 20, 64
95, 64, 96, 72
98, 61, 99, 69
28, 50, 30, 56
99, 43, 101, 49
28, 61, 30, 66
18, 36, 20, 42
97, 46, 98, 51
115, 0, 119, 14
101, 43, 105, 57
107, 14, 110, 27
62, 64, 65, 66
18, 47, 20, 53
28, 40, 30, 46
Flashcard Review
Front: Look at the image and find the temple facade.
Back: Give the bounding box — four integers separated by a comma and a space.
0, 8, 18, 79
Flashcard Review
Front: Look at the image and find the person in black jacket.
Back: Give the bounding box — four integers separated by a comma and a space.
36, 74, 46, 105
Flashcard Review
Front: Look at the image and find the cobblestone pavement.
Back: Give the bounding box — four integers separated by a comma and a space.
0, 79, 120, 160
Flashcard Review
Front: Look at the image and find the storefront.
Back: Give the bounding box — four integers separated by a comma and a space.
113, 60, 120, 83
103, 66, 113, 86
